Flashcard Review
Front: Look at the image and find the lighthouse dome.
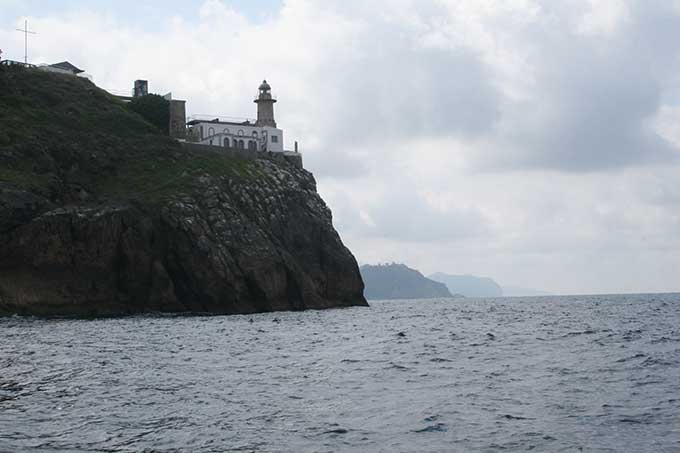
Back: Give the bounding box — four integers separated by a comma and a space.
259, 80, 271, 91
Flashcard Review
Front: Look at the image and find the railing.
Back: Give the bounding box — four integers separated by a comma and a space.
196, 131, 263, 140
189, 132, 264, 151
253, 93, 277, 102
189, 128, 281, 151
104, 88, 133, 97
187, 114, 257, 124
0, 60, 36, 68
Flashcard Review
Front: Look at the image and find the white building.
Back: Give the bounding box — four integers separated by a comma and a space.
187, 80, 285, 152
38, 61, 93, 80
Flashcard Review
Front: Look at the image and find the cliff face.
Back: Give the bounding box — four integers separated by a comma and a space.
0, 66, 366, 316
360, 264, 453, 300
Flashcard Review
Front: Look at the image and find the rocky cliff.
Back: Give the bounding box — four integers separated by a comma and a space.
0, 66, 366, 316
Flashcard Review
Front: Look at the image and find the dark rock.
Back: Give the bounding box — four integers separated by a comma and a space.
0, 185, 52, 233
0, 162, 367, 316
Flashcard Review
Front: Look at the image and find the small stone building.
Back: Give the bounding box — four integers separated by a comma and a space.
113, 79, 187, 140
168, 98, 186, 140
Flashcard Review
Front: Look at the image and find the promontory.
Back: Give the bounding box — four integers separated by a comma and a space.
0, 66, 367, 316
360, 263, 453, 300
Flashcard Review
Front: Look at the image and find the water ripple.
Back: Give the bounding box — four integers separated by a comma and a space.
1, 293, 680, 451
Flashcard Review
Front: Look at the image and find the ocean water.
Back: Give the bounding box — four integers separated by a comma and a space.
1, 294, 680, 452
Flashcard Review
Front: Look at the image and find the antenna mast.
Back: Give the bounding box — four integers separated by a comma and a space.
16, 20, 37, 64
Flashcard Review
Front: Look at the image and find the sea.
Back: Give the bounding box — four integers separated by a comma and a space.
1, 294, 679, 452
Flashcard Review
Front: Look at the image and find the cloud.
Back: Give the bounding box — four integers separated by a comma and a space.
363, 188, 489, 243
4, 0, 680, 294
11, 0, 680, 174
310, 26, 501, 147
321, 174, 490, 244
462, 0, 680, 172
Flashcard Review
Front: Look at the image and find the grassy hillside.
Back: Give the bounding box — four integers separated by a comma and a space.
0, 66, 257, 202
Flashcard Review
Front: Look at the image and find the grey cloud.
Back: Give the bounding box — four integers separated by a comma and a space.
322, 179, 489, 244
18, 0, 680, 293
314, 19, 501, 147
363, 189, 489, 243
304, 148, 369, 179
312, 1, 680, 174
481, 1, 680, 172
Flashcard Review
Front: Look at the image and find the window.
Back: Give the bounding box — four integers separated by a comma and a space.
271, 135, 278, 143
238, 129, 244, 136
252, 131, 258, 138
238, 140, 245, 149
199, 125, 204, 140
248, 141, 257, 151
224, 138, 230, 147
223, 128, 230, 135
208, 127, 215, 136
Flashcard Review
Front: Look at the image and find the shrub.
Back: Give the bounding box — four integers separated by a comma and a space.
127, 94, 169, 134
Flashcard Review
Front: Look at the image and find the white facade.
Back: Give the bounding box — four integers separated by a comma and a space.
186, 79, 288, 153
37, 63, 93, 80
187, 121, 284, 152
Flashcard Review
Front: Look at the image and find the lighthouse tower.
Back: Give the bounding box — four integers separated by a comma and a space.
254, 80, 277, 127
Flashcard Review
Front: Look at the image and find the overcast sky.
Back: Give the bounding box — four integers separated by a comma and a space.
2, 0, 680, 295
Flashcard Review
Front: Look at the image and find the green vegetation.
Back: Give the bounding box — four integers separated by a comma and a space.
127, 94, 170, 134
0, 66, 155, 148
96, 151, 260, 202
0, 65, 259, 202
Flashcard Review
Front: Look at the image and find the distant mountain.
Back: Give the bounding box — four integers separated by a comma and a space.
429, 273, 503, 297
360, 264, 453, 300
501, 285, 552, 297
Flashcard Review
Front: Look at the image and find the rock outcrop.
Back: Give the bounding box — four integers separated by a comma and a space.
0, 66, 366, 316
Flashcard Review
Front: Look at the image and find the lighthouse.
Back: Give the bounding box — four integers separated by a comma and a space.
185, 78, 287, 154
254, 80, 277, 127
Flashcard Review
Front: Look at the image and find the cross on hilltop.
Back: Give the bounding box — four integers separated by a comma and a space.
16, 19, 37, 64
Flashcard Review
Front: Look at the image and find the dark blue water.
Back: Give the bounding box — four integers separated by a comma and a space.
1, 294, 680, 452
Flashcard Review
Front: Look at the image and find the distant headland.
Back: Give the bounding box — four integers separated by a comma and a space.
361, 263, 549, 300
360, 263, 455, 300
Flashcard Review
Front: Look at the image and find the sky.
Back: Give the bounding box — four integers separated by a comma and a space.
2, 0, 680, 295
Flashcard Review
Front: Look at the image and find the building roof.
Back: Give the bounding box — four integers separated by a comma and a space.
186, 118, 255, 127
49, 61, 84, 74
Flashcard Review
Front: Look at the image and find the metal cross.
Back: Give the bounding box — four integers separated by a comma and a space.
16, 20, 37, 65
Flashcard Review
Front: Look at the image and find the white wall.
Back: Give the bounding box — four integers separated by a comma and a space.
192, 121, 284, 152
262, 126, 284, 152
